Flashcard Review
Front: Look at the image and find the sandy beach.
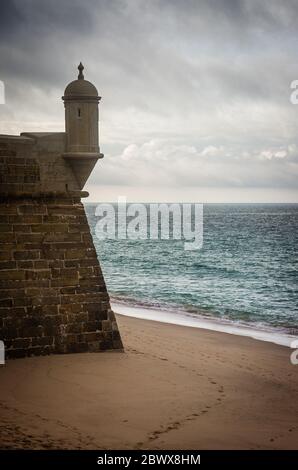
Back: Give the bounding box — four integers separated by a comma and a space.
0, 313, 297, 450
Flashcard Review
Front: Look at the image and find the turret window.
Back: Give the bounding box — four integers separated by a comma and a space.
77, 108, 81, 118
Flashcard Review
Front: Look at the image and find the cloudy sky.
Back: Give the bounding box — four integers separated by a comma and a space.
1, 0, 298, 202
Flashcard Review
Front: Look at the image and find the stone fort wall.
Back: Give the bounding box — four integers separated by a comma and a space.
0, 135, 123, 358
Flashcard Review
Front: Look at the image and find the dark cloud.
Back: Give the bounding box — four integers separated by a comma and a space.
0, 0, 298, 199
0, 0, 94, 36
0, 1, 23, 38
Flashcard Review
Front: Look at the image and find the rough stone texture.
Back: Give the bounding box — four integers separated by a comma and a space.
0, 134, 123, 358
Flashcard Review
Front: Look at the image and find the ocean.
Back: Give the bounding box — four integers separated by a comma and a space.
85, 203, 298, 346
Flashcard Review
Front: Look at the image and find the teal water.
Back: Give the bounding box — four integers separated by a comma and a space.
85, 203, 298, 335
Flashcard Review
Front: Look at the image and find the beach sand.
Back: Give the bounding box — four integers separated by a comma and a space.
0, 314, 297, 450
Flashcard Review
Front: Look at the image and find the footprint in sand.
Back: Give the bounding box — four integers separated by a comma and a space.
208, 378, 217, 384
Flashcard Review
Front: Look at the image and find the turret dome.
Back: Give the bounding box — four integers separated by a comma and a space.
62, 63, 100, 101
64, 79, 98, 97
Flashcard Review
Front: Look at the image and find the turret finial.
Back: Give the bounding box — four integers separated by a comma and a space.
78, 62, 84, 80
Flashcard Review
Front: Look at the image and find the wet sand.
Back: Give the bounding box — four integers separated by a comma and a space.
0, 314, 297, 449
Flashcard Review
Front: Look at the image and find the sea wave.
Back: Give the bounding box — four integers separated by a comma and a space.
111, 297, 298, 348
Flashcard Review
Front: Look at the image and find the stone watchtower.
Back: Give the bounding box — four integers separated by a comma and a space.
0, 64, 123, 358
62, 62, 102, 189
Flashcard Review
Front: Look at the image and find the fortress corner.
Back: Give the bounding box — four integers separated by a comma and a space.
0, 64, 123, 358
